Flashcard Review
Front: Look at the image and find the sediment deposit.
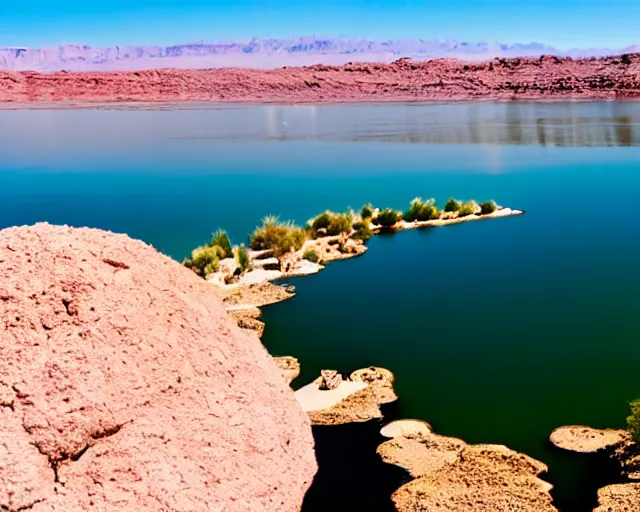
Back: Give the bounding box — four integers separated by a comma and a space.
0, 223, 316, 512
1, 53, 640, 104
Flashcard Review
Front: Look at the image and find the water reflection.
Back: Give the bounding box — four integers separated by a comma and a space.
1, 102, 640, 161
182, 102, 640, 147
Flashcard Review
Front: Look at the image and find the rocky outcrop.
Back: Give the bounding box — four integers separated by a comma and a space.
273, 357, 301, 385
217, 281, 295, 308
301, 367, 398, 426
1, 53, 640, 103
594, 482, 640, 511
0, 223, 316, 512
318, 370, 342, 390
550, 426, 629, 453
228, 306, 265, 338
380, 432, 556, 512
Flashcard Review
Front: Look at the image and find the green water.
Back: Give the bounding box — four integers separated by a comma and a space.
1, 103, 640, 510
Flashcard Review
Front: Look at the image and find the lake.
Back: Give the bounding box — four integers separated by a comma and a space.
1, 102, 639, 511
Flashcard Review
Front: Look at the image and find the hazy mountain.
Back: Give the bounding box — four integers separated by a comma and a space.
0, 38, 636, 72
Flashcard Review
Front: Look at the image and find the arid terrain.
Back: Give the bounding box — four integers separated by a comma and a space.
1, 53, 639, 104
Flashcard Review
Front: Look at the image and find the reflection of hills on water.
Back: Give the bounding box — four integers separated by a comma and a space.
256, 102, 640, 147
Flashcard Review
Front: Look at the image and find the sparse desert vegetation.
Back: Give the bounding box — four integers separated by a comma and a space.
403, 197, 440, 222
377, 208, 402, 228
184, 196, 514, 283
183, 245, 221, 277
444, 197, 462, 212
458, 200, 478, 217
250, 215, 308, 257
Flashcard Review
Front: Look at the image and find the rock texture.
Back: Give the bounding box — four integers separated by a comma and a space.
550, 426, 629, 453
378, 432, 466, 478
306, 367, 397, 426
1, 53, 640, 104
0, 223, 316, 512
273, 357, 301, 385
594, 482, 640, 511
381, 434, 557, 512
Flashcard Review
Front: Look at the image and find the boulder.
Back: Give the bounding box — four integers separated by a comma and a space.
318, 370, 342, 390
0, 223, 316, 512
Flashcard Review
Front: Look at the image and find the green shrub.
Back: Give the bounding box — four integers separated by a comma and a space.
311, 212, 332, 231
403, 197, 423, 222
183, 245, 220, 277
249, 216, 308, 258
419, 201, 440, 221
377, 208, 401, 228
444, 198, 462, 212
360, 203, 374, 220
404, 197, 441, 222
303, 248, 319, 263
236, 244, 251, 272
327, 212, 354, 236
352, 221, 374, 242
458, 201, 478, 217
210, 229, 232, 259
627, 399, 640, 442
480, 200, 497, 215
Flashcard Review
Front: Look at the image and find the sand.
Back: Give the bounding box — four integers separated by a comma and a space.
295, 381, 368, 412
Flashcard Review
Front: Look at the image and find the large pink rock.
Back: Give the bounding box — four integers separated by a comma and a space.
0, 223, 316, 511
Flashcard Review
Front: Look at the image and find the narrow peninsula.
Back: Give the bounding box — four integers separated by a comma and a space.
182, 196, 523, 313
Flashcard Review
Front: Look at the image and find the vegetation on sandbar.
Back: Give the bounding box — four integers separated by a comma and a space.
403, 197, 440, 222
303, 248, 320, 263
458, 200, 479, 217
480, 200, 498, 215
444, 197, 462, 213
250, 215, 308, 258
376, 208, 402, 228
183, 196, 505, 279
236, 244, 252, 272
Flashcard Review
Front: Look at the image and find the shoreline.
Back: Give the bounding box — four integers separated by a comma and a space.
2, 98, 640, 110
3, 53, 640, 105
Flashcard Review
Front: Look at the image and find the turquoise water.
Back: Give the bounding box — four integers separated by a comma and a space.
1, 103, 640, 511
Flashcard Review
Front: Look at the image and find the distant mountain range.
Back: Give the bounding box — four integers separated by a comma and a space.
2, 38, 639, 72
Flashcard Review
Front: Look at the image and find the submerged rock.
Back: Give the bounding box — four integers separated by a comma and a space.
550, 425, 629, 453
0, 223, 316, 512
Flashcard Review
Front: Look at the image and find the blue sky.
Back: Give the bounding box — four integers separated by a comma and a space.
1, 0, 639, 49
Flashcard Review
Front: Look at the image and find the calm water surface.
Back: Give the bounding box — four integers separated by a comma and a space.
1, 102, 640, 511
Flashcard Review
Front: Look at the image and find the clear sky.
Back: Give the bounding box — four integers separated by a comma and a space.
1, 0, 638, 50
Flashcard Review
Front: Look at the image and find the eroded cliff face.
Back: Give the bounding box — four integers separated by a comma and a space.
1, 53, 639, 103
0, 223, 317, 512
